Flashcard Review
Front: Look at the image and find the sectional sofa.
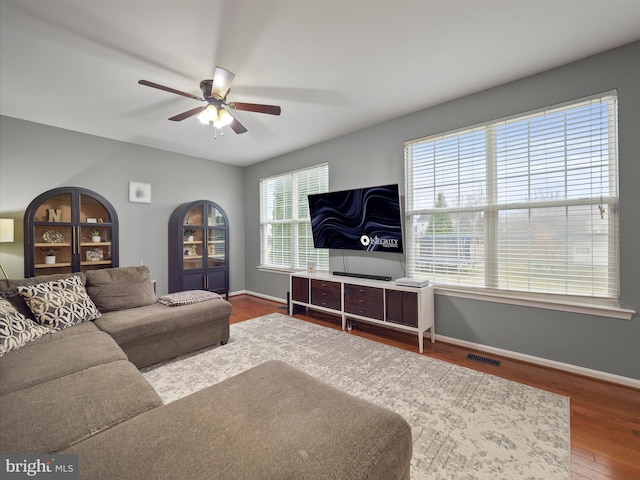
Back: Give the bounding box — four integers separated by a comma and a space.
0, 266, 412, 479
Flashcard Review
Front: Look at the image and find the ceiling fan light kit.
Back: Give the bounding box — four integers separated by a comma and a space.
138, 66, 281, 137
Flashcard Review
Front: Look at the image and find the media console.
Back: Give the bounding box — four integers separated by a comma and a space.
290, 272, 435, 352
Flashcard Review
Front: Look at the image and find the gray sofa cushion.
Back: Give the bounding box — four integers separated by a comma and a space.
0, 327, 126, 396
94, 300, 231, 345
63, 361, 412, 480
85, 266, 156, 312
0, 360, 162, 454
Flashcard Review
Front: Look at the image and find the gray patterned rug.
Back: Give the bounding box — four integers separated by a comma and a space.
142, 313, 570, 480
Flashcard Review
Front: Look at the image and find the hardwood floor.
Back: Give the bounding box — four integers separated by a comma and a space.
229, 294, 640, 480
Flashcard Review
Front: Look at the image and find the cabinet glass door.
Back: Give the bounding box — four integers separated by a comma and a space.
183, 205, 204, 270
79, 193, 113, 270
207, 230, 226, 267
33, 193, 73, 273
207, 205, 226, 227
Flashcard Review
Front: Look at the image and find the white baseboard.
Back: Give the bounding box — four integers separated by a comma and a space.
229, 290, 287, 304
238, 290, 640, 389
436, 334, 640, 390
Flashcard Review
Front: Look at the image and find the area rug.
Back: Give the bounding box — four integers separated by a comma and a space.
142, 313, 570, 480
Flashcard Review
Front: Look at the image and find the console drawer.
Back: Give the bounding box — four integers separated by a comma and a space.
344, 284, 383, 297
344, 284, 384, 320
310, 279, 341, 310
344, 299, 384, 320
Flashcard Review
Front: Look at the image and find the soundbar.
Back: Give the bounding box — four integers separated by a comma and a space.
332, 271, 392, 282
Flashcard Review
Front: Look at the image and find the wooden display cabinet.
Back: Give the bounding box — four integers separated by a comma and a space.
168, 200, 229, 298
24, 187, 119, 277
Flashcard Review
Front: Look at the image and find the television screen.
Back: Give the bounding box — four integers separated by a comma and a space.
308, 183, 404, 253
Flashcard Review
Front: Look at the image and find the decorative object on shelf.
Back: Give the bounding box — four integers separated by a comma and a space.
184, 246, 197, 256
91, 228, 101, 243
86, 249, 104, 262
40, 247, 59, 264
86, 217, 98, 223
47, 209, 62, 222
43, 230, 64, 243
0, 218, 14, 279
128, 181, 151, 204
184, 229, 196, 242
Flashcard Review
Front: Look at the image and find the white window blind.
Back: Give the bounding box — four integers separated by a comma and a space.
260, 163, 329, 271
404, 91, 619, 301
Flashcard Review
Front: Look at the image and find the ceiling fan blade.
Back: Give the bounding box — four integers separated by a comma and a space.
229, 102, 281, 115
138, 80, 203, 101
211, 67, 235, 99
168, 106, 206, 121
229, 116, 248, 134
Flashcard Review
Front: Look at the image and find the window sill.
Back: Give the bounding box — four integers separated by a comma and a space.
434, 287, 635, 320
256, 266, 295, 274
257, 266, 330, 276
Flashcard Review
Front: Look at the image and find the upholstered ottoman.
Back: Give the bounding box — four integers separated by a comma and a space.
64, 360, 413, 480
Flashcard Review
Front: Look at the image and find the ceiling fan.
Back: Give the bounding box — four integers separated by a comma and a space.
138, 66, 281, 136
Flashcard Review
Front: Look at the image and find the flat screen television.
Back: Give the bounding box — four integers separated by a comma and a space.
308, 183, 404, 253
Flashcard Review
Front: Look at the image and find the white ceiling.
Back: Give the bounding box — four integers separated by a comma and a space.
1, 1, 639, 167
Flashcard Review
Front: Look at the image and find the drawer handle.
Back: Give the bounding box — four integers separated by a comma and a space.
358, 299, 365, 303
359, 288, 366, 293
321, 283, 328, 287
358, 310, 366, 315
322, 292, 328, 296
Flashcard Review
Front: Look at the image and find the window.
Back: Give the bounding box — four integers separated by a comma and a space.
260, 164, 329, 271
404, 92, 619, 302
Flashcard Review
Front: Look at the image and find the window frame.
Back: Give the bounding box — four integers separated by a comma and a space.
259, 163, 329, 272
404, 91, 621, 310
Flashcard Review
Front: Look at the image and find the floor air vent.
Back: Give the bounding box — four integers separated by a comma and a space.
466, 353, 501, 367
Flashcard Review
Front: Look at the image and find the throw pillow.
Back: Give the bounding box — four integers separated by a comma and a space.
17, 275, 101, 331
158, 290, 221, 306
0, 298, 51, 357
85, 266, 157, 312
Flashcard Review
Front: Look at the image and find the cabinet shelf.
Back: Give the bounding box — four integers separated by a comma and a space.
35, 242, 72, 248
35, 262, 72, 269
81, 260, 112, 266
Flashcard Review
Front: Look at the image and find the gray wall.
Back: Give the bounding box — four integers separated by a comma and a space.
244, 42, 640, 380
0, 118, 246, 296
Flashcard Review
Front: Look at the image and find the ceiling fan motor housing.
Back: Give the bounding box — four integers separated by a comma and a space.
200, 79, 224, 102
